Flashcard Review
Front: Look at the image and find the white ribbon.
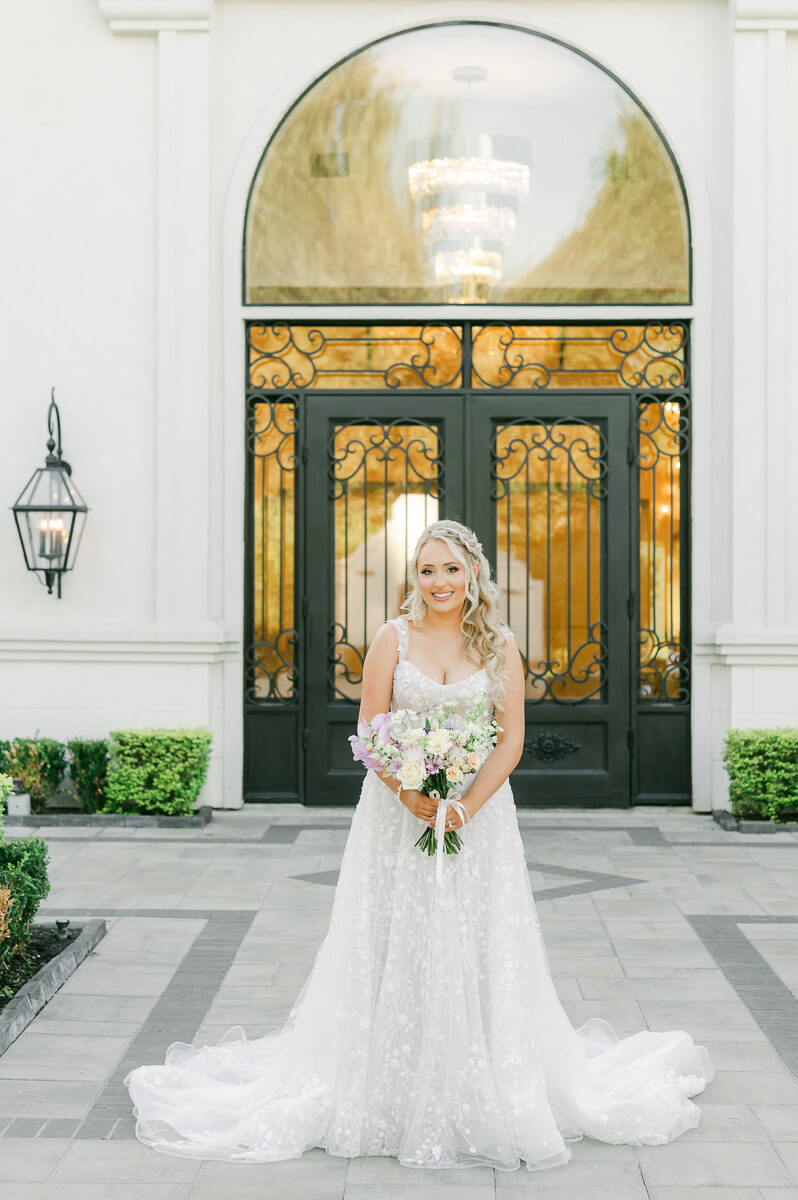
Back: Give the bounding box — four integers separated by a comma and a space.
433, 793, 470, 886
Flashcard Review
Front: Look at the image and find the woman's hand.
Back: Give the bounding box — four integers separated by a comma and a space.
400, 788, 437, 823
425, 802, 470, 830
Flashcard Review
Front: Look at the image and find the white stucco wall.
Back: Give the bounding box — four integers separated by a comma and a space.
0, 0, 794, 810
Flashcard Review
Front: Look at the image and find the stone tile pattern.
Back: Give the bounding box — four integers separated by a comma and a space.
0, 805, 796, 1200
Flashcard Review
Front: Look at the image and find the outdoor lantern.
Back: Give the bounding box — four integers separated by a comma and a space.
11, 389, 89, 598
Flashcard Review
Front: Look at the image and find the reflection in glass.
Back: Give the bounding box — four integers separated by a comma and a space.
249, 400, 297, 701
638, 398, 687, 701
245, 23, 689, 304
247, 324, 462, 389
331, 422, 441, 700
494, 420, 605, 701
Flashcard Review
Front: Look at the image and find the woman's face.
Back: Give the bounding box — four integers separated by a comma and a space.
416, 538, 475, 614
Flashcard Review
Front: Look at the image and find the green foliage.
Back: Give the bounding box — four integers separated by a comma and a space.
721, 728, 798, 822
0, 772, 14, 819
0, 736, 67, 813
0, 833, 50, 988
67, 739, 109, 814
104, 727, 212, 816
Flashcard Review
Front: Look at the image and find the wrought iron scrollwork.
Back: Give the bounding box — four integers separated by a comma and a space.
524, 731, 582, 763
472, 322, 687, 390
245, 394, 299, 704
327, 418, 443, 701
493, 417, 608, 704
636, 392, 690, 704
247, 323, 463, 390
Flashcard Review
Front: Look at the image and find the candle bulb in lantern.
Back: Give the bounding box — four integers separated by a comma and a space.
52, 517, 64, 563
39, 518, 47, 557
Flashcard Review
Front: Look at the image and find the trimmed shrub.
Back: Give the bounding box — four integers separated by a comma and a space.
0, 736, 67, 813
0, 834, 50, 986
721, 727, 798, 822
67, 739, 109, 813
104, 727, 213, 817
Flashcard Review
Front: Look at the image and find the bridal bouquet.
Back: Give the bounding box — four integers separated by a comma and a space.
348, 696, 502, 859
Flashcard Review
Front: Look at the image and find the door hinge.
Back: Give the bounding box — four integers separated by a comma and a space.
627, 591, 636, 619
302, 595, 309, 617
301, 445, 309, 464
302, 728, 310, 750
627, 442, 637, 465
627, 728, 635, 751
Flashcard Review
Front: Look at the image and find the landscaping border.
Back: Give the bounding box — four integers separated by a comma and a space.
4, 805, 213, 829
713, 810, 798, 835
0, 918, 107, 1056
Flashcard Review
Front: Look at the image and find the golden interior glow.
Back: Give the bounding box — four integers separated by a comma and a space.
332, 423, 440, 700
472, 324, 686, 389
248, 324, 462, 390
495, 422, 603, 701
251, 401, 296, 700
639, 400, 683, 698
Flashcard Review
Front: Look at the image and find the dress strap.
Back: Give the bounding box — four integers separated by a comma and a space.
390, 616, 409, 662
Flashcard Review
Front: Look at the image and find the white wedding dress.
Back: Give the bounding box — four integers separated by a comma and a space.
125, 615, 715, 1169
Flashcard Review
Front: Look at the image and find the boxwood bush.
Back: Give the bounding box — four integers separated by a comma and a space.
66, 738, 109, 814
0, 831, 51, 990
104, 727, 212, 816
0, 736, 67, 813
722, 727, 798, 822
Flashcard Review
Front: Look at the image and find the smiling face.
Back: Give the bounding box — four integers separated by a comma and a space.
416, 538, 476, 614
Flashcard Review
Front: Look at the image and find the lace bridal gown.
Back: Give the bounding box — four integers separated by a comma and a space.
125, 615, 715, 1169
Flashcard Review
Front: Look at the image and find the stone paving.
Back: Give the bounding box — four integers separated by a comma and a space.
0, 803, 797, 1199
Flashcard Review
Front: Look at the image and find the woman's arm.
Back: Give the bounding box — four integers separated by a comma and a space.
458, 631, 526, 821
357, 623, 436, 822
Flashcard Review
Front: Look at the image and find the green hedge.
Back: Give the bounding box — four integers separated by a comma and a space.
67, 738, 109, 814
0, 736, 66, 813
722, 727, 798, 822
0, 832, 50, 987
104, 727, 212, 816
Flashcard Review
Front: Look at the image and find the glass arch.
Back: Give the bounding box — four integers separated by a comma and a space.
244, 22, 690, 306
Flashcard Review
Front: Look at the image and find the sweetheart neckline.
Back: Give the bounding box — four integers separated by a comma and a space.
398, 657, 487, 689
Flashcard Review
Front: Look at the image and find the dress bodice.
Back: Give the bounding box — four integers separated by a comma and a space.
389, 616, 490, 717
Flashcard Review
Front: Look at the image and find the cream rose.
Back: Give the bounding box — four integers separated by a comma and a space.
445, 765, 464, 785
467, 751, 481, 770
398, 757, 425, 790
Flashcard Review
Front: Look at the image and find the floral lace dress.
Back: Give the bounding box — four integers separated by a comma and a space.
124, 615, 714, 1169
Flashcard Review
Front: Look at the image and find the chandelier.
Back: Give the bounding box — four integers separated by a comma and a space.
408, 68, 530, 302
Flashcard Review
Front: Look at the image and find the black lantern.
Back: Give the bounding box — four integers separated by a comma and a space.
11, 389, 89, 598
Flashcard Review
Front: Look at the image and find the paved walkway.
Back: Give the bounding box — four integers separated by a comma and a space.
1, 804, 797, 1199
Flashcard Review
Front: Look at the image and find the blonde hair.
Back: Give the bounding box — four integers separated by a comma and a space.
401, 520, 511, 705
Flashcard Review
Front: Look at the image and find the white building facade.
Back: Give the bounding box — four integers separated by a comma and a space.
2, 0, 797, 812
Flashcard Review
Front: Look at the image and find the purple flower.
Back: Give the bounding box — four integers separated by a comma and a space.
348, 734, 382, 772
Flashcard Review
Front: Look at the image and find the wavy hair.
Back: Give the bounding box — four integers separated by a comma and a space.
400, 520, 511, 705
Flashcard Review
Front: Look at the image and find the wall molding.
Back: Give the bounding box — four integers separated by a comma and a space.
695, 625, 798, 666
98, 0, 211, 32
0, 625, 240, 665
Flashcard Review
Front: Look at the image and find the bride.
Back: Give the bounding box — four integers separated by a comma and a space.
125, 518, 714, 1169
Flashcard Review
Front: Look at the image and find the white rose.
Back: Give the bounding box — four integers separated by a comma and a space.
398, 758, 425, 790
425, 729, 452, 756
401, 727, 426, 746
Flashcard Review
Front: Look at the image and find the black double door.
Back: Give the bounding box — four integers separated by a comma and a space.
303, 390, 633, 807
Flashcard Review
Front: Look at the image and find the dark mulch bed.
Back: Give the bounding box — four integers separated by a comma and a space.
0, 926, 81, 1014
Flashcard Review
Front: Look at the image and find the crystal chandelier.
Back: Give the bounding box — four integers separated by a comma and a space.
408, 68, 530, 302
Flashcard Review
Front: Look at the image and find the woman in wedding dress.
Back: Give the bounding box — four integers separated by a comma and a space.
125, 519, 714, 1169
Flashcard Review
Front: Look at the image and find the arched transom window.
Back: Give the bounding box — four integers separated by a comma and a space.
244, 22, 690, 305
